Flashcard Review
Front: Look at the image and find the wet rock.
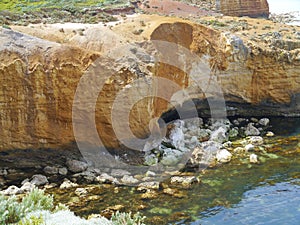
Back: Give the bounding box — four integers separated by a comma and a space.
137, 181, 160, 191
110, 169, 130, 178
0, 169, 8, 176
163, 187, 186, 198
168, 120, 185, 150
223, 141, 232, 148
190, 141, 221, 166
170, 176, 198, 186
258, 118, 270, 126
216, 149, 232, 163
161, 148, 183, 166
145, 170, 156, 177
58, 167, 68, 176
73, 171, 96, 183
66, 159, 88, 173
210, 126, 228, 143
144, 153, 158, 166
248, 136, 264, 146
229, 127, 239, 139
96, 173, 118, 184
60, 179, 78, 189
233, 147, 245, 154
250, 153, 258, 163
75, 187, 88, 197
245, 143, 255, 151
30, 174, 48, 186
20, 182, 35, 192
266, 131, 274, 137
141, 189, 158, 199
121, 175, 139, 185
245, 123, 260, 136
43, 166, 59, 175
1, 185, 22, 195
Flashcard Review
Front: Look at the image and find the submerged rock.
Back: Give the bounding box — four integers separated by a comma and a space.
245, 143, 255, 151
120, 175, 139, 185
210, 126, 228, 143
170, 176, 198, 186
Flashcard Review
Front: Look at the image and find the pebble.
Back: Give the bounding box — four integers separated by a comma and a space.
258, 118, 270, 126
58, 167, 68, 176
96, 173, 118, 184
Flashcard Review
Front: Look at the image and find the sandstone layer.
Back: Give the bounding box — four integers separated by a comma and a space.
216, 0, 269, 18
0, 14, 299, 152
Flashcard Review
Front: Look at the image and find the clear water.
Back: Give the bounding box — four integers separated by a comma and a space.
49, 118, 300, 225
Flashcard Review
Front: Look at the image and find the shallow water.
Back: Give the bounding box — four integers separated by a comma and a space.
47, 118, 300, 224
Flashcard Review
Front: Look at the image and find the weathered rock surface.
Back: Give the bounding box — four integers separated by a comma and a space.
216, 0, 269, 18
0, 14, 299, 154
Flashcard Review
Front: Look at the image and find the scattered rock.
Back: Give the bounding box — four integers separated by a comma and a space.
245, 123, 260, 136
216, 149, 232, 163
66, 159, 88, 173
137, 181, 160, 191
60, 179, 78, 189
20, 182, 35, 192
258, 118, 270, 126
234, 147, 245, 154
58, 167, 68, 176
249, 153, 258, 163
96, 173, 118, 184
163, 187, 186, 198
1, 185, 22, 195
170, 176, 198, 186
0, 169, 8, 176
248, 136, 264, 146
210, 126, 228, 143
141, 189, 158, 199
161, 148, 183, 166
145, 170, 156, 177
75, 187, 88, 196
110, 169, 131, 178
43, 166, 59, 175
30, 174, 48, 186
266, 131, 274, 137
121, 175, 139, 185
245, 144, 255, 151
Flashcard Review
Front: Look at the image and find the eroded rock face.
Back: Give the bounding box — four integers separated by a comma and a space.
0, 14, 299, 153
216, 0, 269, 18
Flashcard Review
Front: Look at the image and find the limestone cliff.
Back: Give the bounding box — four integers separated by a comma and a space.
216, 0, 269, 18
1, 14, 300, 152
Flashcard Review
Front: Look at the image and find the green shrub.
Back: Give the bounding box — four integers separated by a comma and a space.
0, 188, 53, 225
111, 211, 146, 225
22, 188, 54, 213
18, 215, 44, 225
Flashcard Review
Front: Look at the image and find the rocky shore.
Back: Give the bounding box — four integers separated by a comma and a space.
0, 116, 277, 192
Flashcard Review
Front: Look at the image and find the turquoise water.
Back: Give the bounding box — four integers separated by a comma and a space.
195, 181, 300, 225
